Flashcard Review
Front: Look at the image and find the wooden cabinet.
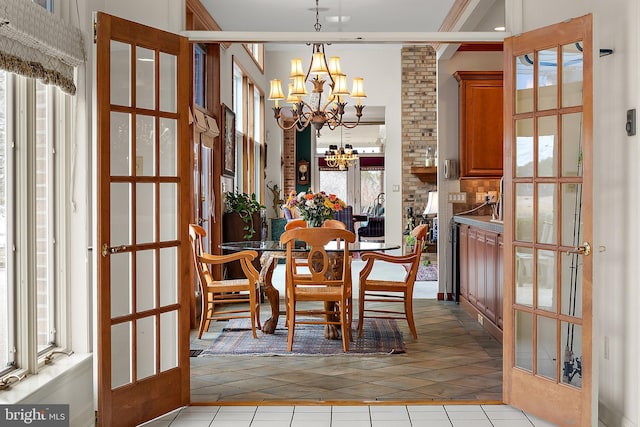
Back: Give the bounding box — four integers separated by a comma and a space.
455, 219, 503, 342
496, 234, 504, 330
458, 225, 469, 299
453, 71, 504, 178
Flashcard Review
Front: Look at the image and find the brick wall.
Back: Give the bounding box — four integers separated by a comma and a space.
401, 46, 438, 223
282, 126, 296, 197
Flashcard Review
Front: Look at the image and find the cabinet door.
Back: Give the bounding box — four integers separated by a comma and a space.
459, 225, 469, 299
496, 234, 504, 329
484, 231, 498, 323
467, 227, 478, 305
475, 230, 487, 313
455, 71, 504, 178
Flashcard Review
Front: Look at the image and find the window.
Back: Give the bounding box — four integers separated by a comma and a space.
193, 44, 206, 108
243, 43, 264, 71
0, 71, 69, 379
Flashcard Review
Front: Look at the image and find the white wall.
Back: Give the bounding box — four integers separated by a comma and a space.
437, 51, 503, 295
517, 1, 640, 426
264, 45, 404, 247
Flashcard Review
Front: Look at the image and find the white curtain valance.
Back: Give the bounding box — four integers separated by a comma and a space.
0, 0, 84, 95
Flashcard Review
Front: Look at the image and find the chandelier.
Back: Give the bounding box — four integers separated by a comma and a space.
268, 0, 366, 137
324, 128, 358, 170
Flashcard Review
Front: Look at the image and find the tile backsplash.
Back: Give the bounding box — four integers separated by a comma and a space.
453, 178, 501, 216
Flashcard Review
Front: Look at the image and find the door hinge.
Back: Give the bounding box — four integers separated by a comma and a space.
93, 20, 97, 44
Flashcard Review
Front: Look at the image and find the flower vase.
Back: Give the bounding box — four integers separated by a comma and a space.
306, 217, 324, 228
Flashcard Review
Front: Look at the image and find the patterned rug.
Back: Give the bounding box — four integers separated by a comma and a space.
402, 263, 438, 281
416, 263, 438, 281
199, 317, 405, 356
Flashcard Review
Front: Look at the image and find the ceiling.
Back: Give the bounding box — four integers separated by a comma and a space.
199, 0, 505, 148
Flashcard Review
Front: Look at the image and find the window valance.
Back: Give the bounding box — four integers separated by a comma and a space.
0, 0, 85, 94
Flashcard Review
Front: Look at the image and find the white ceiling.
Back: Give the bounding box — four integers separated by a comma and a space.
199, 0, 505, 148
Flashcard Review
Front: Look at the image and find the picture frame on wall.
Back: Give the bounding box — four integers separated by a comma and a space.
221, 104, 236, 176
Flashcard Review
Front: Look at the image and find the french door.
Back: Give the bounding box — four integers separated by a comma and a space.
96, 13, 191, 426
503, 15, 593, 426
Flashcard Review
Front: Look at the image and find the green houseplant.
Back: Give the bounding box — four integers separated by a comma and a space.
224, 191, 265, 240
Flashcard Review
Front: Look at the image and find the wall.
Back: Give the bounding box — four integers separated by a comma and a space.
437, 51, 503, 296
401, 46, 438, 223
265, 46, 404, 246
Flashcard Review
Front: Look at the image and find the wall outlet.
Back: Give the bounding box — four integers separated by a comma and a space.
476, 192, 485, 202
447, 192, 467, 203
477, 313, 484, 325
487, 191, 498, 203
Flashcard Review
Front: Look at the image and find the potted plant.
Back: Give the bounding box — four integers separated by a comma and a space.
224, 191, 265, 240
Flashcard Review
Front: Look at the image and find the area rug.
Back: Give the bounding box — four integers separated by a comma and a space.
199, 318, 405, 356
401, 263, 438, 281
415, 263, 438, 281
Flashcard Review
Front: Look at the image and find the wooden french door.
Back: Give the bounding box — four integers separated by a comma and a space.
96, 13, 191, 426
503, 15, 593, 426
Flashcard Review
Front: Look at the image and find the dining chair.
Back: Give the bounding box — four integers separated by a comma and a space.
284, 218, 307, 231
189, 224, 261, 339
357, 224, 428, 339
280, 227, 356, 352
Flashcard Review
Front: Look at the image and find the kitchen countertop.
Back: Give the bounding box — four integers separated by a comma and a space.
453, 215, 504, 233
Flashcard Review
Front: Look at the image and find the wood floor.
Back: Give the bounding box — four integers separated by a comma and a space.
189, 299, 503, 403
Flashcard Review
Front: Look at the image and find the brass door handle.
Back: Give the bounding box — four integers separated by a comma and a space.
566, 242, 591, 256
101, 243, 128, 257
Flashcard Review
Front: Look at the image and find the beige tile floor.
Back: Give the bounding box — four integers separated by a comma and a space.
139, 263, 564, 426
142, 404, 560, 427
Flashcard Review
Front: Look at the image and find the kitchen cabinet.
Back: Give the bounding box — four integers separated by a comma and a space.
453, 71, 504, 178
453, 216, 503, 342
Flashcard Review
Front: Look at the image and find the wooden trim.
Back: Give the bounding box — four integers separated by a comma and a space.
185, 0, 230, 49
437, 292, 456, 301
457, 42, 504, 52
431, 0, 471, 50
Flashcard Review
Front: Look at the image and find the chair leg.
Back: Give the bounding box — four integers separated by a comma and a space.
287, 300, 295, 352
198, 295, 212, 339
357, 288, 366, 338
405, 293, 417, 339
255, 287, 262, 331
340, 296, 349, 352
249, 288, 258, 339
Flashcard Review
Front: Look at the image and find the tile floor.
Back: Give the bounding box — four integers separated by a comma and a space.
166, 261, 559, 427
142, 404, 559, 426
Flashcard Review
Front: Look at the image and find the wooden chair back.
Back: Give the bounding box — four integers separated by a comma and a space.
357, 223, 428, 339
279, 227, 356, 351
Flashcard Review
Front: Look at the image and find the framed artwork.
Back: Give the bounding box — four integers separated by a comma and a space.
221, 104, 236, 176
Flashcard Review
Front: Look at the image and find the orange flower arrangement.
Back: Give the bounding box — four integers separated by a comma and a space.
287, 190, 346, 227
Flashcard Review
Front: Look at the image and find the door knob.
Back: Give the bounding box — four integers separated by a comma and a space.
101, 243, 128, 257
566, 242, 591, 256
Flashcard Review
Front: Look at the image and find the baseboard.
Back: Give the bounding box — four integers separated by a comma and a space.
459, 297, 503, 343
437, 292, 456, 301
599, 401, 637, 427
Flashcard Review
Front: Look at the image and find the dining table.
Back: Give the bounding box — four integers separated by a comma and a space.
220, 239, 400, 336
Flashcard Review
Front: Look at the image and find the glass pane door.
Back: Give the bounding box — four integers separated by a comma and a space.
503, 15, 593, 427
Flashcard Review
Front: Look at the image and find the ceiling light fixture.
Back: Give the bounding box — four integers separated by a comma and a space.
324, 127, 358, 170
268, 0, 366, 137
